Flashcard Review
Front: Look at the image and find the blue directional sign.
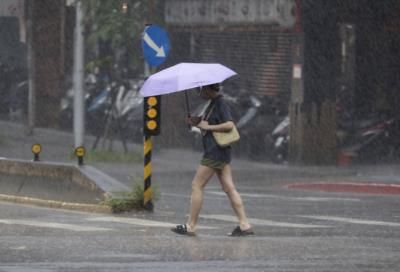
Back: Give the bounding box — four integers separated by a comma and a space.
141, 25, 170, 67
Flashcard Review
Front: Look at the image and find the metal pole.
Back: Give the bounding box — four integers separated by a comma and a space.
26, 0, 35, 135
73, 1, 85, 148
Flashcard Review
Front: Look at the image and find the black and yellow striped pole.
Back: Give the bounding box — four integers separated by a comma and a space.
143, 135, 153, 210
143, 95, 161, 211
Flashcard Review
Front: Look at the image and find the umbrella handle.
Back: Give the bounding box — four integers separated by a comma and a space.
185, 91, 191, 115
184, 91, 192, 130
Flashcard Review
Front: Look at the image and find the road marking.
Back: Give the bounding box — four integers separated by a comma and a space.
291, 196, 360, 202
86, 216, 215, 229
162, 192, 225, 201
206, 191, 361, 202
287, 182, 400, 195
9, 246, 27, 251
299, 216, 400, 227
200, 214, 330, 228
0, 219, 112, 232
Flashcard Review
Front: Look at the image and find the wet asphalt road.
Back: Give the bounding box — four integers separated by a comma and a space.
1, 173, 400, 271
0, 121, 400, 271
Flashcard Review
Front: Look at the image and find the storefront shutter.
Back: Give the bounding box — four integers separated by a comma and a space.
195, 31, 294, 97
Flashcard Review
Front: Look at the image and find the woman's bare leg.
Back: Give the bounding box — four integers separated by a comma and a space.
186, 165, 215, 232
217, 164, 251, 230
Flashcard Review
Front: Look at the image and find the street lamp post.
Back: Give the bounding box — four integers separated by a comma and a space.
73, 0, 85, 148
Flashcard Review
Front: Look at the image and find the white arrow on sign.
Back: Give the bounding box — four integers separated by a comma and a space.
143, 32, 166, 57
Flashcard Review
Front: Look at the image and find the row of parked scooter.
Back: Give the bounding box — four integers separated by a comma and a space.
269, 108, 400, 164
59, 72, 145, 144
189, 88, 400, 164
58, 73, 400, 164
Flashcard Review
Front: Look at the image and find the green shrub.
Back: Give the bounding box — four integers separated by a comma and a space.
103, 182, 159, 213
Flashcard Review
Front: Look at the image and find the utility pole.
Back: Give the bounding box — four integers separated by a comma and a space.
73, 0, 85, 148
289, 0, 339, 165
26, 0, 35, 135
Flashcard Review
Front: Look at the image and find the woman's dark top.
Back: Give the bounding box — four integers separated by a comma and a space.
202, 95, 233, 163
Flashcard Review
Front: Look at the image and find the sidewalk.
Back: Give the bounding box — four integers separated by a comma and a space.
2, 119, 400, 181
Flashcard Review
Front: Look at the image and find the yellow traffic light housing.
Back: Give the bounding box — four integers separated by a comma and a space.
144, 96, 161, 136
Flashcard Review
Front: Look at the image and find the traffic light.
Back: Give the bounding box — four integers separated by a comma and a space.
144, 95, 161, 136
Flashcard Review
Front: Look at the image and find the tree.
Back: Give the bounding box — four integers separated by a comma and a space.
81, 0, 162, 76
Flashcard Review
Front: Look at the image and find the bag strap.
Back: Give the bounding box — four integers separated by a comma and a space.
203, 100, 216, 121
200, 101, 216, 136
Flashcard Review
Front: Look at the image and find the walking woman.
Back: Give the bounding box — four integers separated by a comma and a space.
171, 83, 254, 236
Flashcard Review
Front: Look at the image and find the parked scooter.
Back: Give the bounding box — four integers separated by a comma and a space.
111, 78, 144, 142
86, 78, 144, 143
8, 80, 28, 121
269, 112, 400, 164
59, 72, 105, 131
268, 115, 290, 163
59, 73, 144, 143
340, 116, 400, 163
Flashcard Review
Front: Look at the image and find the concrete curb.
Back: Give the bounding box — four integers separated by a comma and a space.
0, 194, 112, 213
0, 158, 130, 213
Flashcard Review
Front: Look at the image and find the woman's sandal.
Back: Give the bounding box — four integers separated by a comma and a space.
171, 224, 196, 236
228, 226, 254, 237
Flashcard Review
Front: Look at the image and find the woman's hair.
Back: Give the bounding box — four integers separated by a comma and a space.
207, 83, 220, 92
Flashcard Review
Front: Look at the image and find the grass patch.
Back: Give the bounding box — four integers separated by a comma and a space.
71, 149, 142, 163
103, 182, 160, 213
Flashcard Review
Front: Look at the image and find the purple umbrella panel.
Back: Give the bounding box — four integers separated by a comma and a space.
139, 63, 237, 97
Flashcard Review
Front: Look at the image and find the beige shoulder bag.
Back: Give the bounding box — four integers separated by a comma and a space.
204, 102, 240, 147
